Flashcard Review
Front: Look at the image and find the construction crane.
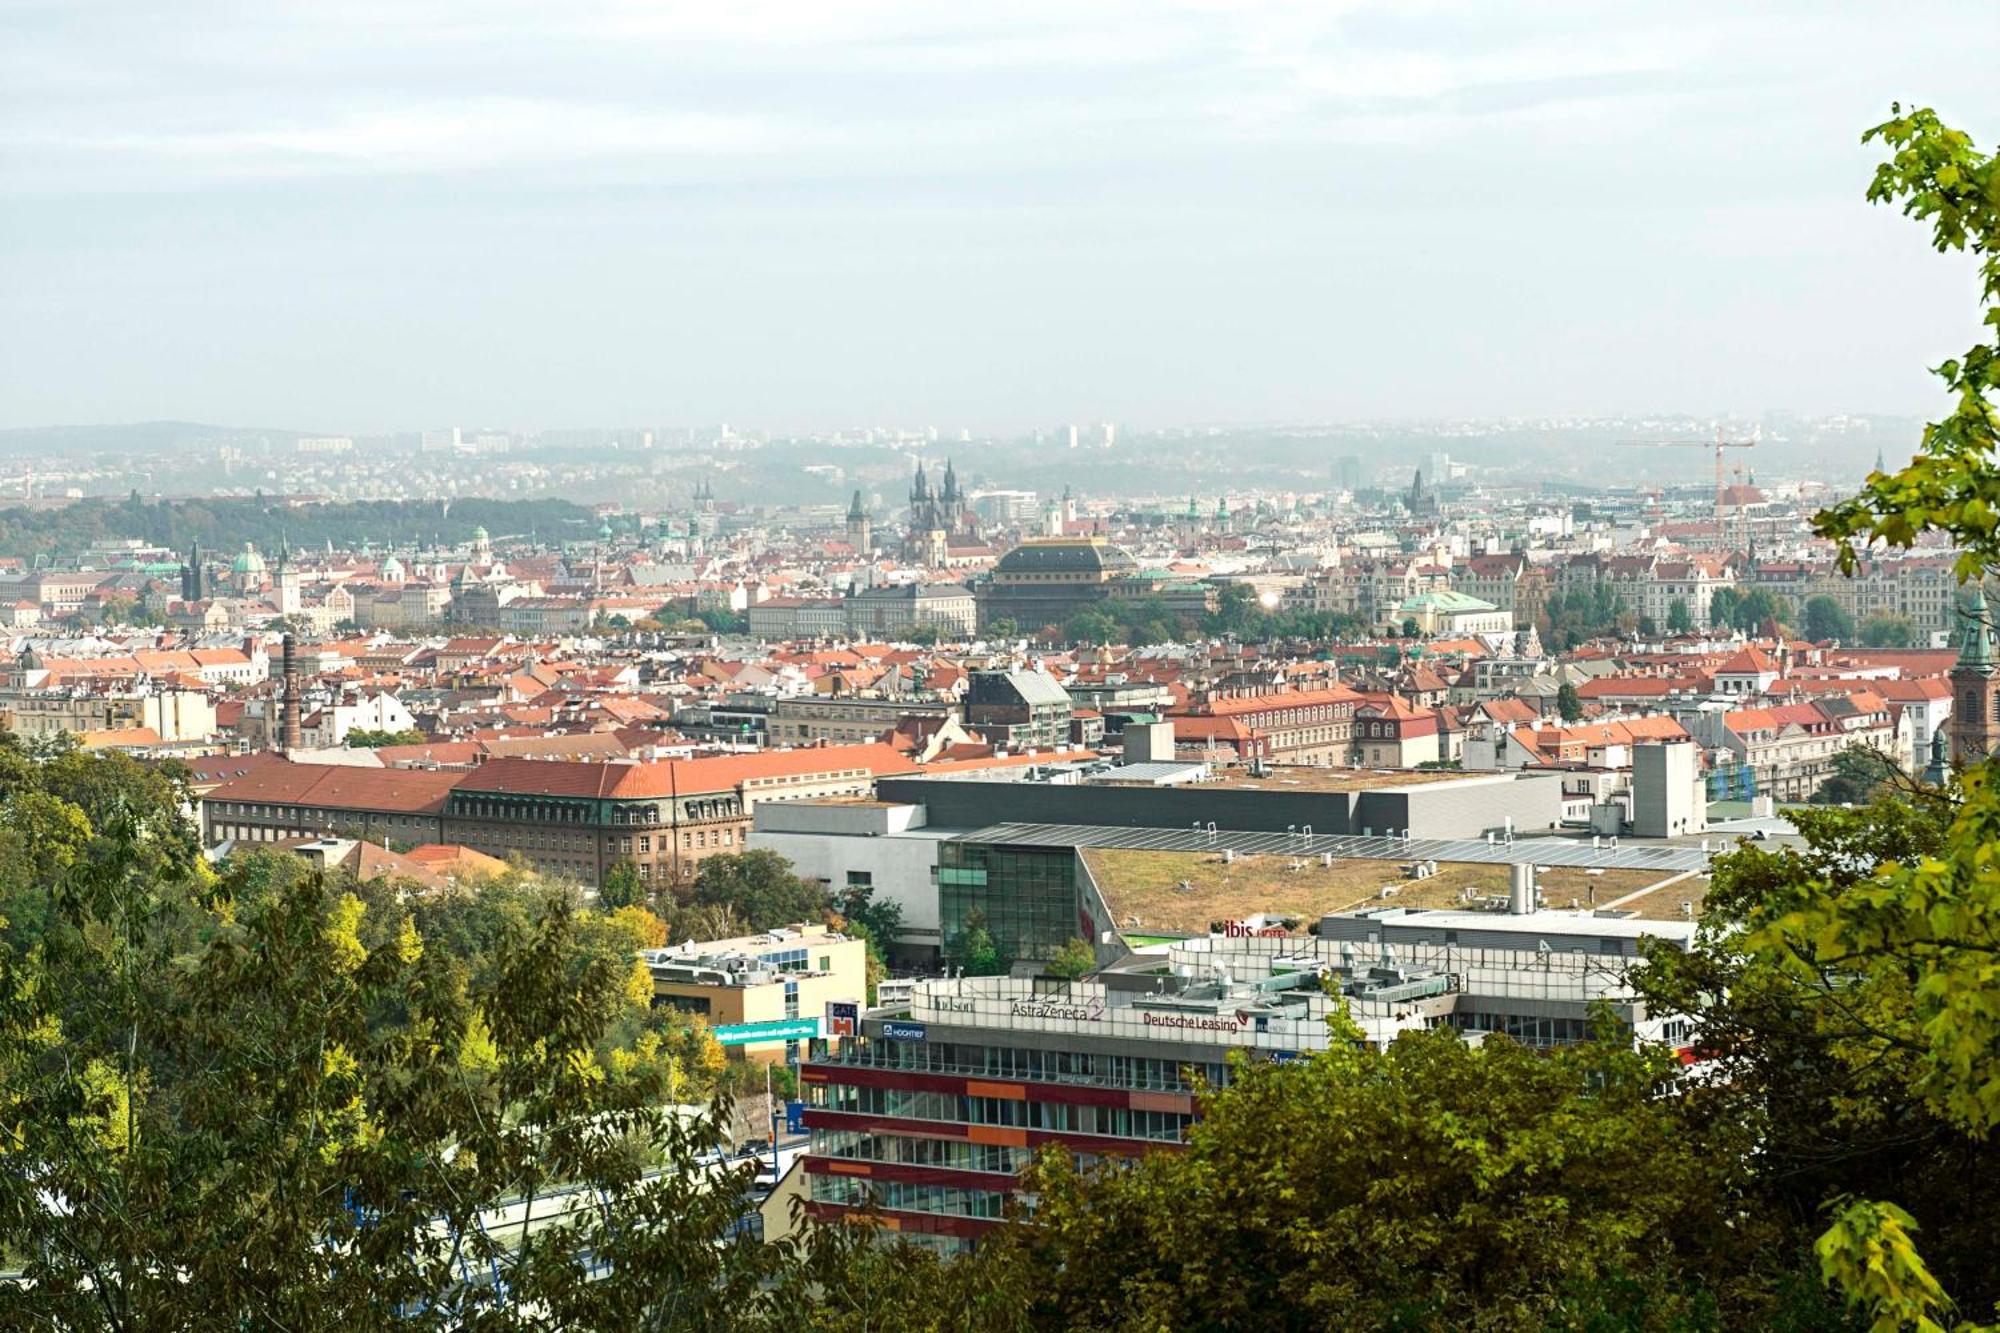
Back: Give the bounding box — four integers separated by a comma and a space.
1618, 426, 1758, 545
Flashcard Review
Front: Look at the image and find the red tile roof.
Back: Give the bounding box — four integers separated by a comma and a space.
454, 742, 920, 800
1716, 645, 1779, 675
1171, 683, 1360, 718
207, 761, 464, 815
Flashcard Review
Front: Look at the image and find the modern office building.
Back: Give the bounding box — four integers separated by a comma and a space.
750, 800, 960, 963
799, 964, 1349, 1249
800, 911, 1692, 1249
937, 835, 1086, 965
877, 767, 1567, 844
759, 766, 1571, 966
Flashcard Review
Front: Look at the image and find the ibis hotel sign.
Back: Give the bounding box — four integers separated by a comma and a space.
1217, 919, 1290, 939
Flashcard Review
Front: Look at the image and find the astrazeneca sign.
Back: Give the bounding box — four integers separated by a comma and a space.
1008, 997, 1106, 1023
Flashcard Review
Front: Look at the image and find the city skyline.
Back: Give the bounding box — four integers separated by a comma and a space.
4, 1, 1995, 432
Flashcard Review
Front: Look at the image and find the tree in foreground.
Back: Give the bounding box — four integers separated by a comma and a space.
0, 738, 779, 1330
952, 1020, 1800, 1331
1637, 786, 2000, 1330
1738, 101, 2000, 1330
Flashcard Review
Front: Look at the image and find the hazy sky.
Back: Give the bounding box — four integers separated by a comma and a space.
3, 1, 1995, 434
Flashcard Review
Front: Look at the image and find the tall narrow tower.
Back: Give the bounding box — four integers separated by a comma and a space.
1949, 585, 2000, 762
181, 540, 205, 603
847, 490, 872, 554
280, 633, 304, 753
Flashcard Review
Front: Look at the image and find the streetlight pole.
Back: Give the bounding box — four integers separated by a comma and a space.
765, 1059, 780, 1178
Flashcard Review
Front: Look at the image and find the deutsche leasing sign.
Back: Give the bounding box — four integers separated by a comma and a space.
1141, 1011, 1253, 1033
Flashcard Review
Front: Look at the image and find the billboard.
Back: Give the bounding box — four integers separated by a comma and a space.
712, 1017, 820, 1046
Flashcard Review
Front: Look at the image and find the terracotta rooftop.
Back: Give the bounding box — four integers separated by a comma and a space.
207, 761, 464, 815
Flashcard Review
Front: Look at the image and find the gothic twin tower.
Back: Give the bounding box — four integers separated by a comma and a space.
848, 459, 981, 568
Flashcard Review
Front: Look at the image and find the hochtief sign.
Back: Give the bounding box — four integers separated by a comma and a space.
713, 1017, 821, 1046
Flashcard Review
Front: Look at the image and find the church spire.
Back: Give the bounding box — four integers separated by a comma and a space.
1956, 584, 1997, 673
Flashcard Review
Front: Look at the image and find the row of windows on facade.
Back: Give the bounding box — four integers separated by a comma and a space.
209, 805, 739, 850
824, 1036, 1227, 1094
1443, 1009, 1692, 1048
809, 1174, 1013, 1220
449, 797, 739, 825
809, 1128, 1038, 1176
608, 827, 738, 855
213, 803, 434, 827
810, 1084, 1192, 1141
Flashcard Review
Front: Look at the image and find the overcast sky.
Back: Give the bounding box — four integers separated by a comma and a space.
3, 1, 1994, 434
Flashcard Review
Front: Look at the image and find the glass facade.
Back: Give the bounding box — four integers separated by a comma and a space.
938, 841, 1080, 964
809, 1082, 1192, 1142
809, 1174, 1012, 1221
1446, 1009, 1590, 1046
800, 1030, 1213, 1247
811, 1128, 1037, 1176
826, 1032, 1229, 1095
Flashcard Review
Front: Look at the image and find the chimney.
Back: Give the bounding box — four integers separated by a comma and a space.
281, 633, 303, 753
1508, 862, 1536, 915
